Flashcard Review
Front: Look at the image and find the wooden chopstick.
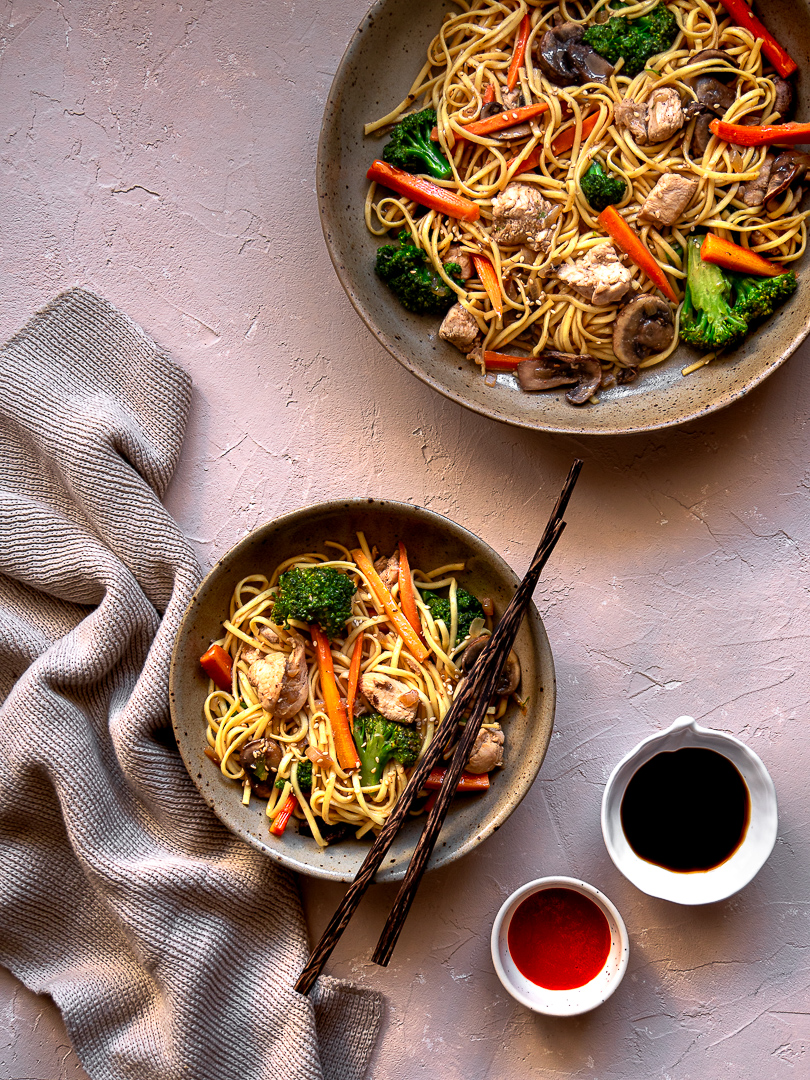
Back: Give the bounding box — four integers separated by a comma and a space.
371, 517, 567, 965
294, 459, 583, 995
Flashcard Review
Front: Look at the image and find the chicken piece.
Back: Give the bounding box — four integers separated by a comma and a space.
243, 648, 287, 714
439, 302, 480, 352
259, 625, 279, 644
646, 88, 684, 142
614, 98, 648, 145
491, 182, 558, 251
639, 174, 698, 227
466, 728, 505, 774
446, 244, 474, 280
274, 639, 309, 722
373, 549, 400, 590
556, 241, 632, 306
360, 671, 419, 725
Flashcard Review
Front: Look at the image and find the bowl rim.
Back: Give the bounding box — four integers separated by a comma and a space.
490, 875, 630, 1015
169, 497, 556, 881
601, 715, 779, 905
316, 0, 810, 437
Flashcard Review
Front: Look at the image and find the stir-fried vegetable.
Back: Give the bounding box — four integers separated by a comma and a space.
352, 547, 431, 662
273, 565, 355, 637
200, 643, 233, 691
353, 712, 421, 787
582, 2, 678, 78
312, 626, 361, 770
460, 102, 549, 139
424, 767, 490, 792
731, 271, 798, 324
382, 107, 451, 180
397, 542, 427, 645
506, 13, 532, 91
598, 205, 678, 302
679, 236, 748, 351
375, 233, 464, 316
472, 254, 504, 317
710, 119, 810, 147
580, 159, 627, 212
700, 233, 785, 277
367, 159, 480, 221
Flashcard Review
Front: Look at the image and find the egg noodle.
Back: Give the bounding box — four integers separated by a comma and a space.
203, 534, 507, 848
364, 0, 809, 379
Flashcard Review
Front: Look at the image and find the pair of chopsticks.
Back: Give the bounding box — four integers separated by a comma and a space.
295, 459, 583, 994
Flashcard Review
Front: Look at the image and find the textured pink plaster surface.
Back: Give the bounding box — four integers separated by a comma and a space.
2, 1, 809, 1078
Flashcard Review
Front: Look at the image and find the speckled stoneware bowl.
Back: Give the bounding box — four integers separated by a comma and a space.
169, 500, 555, 882
317, 0, 810, 435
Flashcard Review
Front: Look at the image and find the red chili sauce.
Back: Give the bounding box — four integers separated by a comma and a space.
507, 888, 611, 991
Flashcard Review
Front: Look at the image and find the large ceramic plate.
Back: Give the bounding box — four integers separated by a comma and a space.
169, 500, 555, 882
317, 0, 810, 435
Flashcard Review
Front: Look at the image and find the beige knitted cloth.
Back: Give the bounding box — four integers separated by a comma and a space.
0, 289, 382, 1080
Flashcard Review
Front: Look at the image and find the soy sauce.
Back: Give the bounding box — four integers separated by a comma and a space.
621, 748, 750, 873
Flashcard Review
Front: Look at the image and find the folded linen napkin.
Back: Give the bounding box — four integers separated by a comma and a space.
0, 289, 382, 1080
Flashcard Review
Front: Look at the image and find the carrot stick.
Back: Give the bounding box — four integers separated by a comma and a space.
483, 351, 525, 371
472, 254, 504, 317
551, 111, 599, 155
507, 13, 532, 91
700, 232, 785, 278
507, 143, 542, 173
346, 633, 365, 723
598, 205, 679, 303
200, 643, 233, 692
312, 626, 360, 770
366, 160, 480, 222
482, 84, 496, 106
351, 548, 431, 663
709, 118, 810, 147
397, 542, 427, 646
269, 793, 298, 835
461, 101, 549, 139
424, 767, 490, 792
719, 0, 797, 78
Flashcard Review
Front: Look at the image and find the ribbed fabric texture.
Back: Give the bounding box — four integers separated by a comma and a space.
0, 288, 382, 1080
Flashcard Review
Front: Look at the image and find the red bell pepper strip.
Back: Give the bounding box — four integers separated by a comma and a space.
269, 793, 298, 836
461, 101, 549, 139
366, 160, 480, 222
709, 118, 810, 148
397, 542, 427, 646
507, 14, 532, 91
424, 767, 491, 792
312, 626, 361, 770
483, 351, 524, 371
346, 633, 364, 724
472, 254, 504, 317
719, 0, 797, 78
598, 205, 679, 303
200, 643, 233, 692
700, 232, 785, 277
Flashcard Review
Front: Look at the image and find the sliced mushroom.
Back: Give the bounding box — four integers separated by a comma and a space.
535, 27, 578, 83
240, 738, 283, 798
613, 296, 676, 366
690, 49, 739, 78
771, 76, 794, 119
466, 728, 505, 774
690, 111, 714, 158
765, 150, 810, 202
742, 153, 776, 206
360, 671, 419, 724
460, 636, 521, 695
616, 365, 639, 385
567, 42, 614, 85
694, 75, 736, 116
517, 351, 603, 405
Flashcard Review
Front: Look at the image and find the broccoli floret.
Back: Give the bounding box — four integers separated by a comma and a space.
277, 760, 313, 792
731, 271, 798, 326
353, 712, 422, 787
375, 233, 463, 316
582, 3, 678, 78
272, 566, 355, 637
382, 108, 452, 180
580, 159, 627, 212
423, 587, 485, 643
679, 236, 748, 352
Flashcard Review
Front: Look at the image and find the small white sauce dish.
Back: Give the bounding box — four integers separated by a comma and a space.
601, 716, 778, 905
491, 876, 629, 1016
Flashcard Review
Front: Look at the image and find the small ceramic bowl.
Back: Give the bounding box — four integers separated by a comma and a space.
601, 716, 778, 905
491, 876, 629, 1016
